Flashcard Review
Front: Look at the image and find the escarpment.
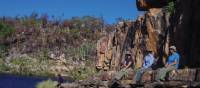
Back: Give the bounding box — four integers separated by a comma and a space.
96, 8, 171, 70
96, 0, 200, 71
62, 0, 200, 87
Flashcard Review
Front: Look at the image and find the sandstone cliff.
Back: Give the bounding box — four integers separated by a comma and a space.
62, 0, 200, 87
96, 0, 200, 70
96, 8, 171, 70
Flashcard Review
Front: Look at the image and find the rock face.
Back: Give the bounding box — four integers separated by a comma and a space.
171, 0, 200, 68
96, 22, 135, 70
96, 8, 171, 70
63, 0, 200, 87
96, 0, 200, 71
64, 68, 200, 88
136, 0, 169, 11
131, 8, 171, 68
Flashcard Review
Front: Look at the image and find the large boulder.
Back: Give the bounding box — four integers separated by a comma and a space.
136, 0, 169, 11
168, 69, 196, 81
196, 68, 200, 81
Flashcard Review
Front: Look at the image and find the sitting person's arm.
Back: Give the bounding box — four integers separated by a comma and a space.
125, 61, 132, 69
166, 60, 177, 67
166, 53, 179, 67
142, 55, 154, 69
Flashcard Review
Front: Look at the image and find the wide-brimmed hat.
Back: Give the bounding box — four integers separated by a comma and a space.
124, 51, 131, 55
103, 67, 109, 71
146, 49, 152, 52
145, 48, 153, 53
170, 46, 177, 51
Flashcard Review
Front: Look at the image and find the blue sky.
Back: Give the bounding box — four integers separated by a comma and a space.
0, 0, 144, 24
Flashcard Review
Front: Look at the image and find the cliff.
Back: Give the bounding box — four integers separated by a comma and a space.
92, 0, 200, 87
171, 0, 200, 68
96, 8, 171, 70
96, 0, 200, 71
0, 16, 108, 78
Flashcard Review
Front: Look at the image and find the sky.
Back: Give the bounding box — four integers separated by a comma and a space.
0, 0, 144, 24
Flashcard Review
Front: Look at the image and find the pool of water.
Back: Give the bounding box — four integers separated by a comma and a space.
0, 74, 58, 88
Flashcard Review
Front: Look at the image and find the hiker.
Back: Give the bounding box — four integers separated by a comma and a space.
100, 67, 110, 81
114, 51, 133, 80
134, 50, 155, 84
156, 46, 180, 82
56, 74, 64, 88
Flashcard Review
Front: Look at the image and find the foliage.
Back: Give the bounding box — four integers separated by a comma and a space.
0, 22, 15, 37
167, 1, 174, 14
40, 48, 49, 61
69, 64, 96, 80
79, 42, 94, 60
0, 14, 113, 78
0, 44, 8, 58
69, 29, 80, 39
7, 56, 53, 77
0, 58, 9, 72
36, 79, 58, 88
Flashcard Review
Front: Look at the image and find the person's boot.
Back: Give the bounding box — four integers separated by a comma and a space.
157, 79, 164, 84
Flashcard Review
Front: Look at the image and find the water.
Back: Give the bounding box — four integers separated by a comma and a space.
0, 74, 57, 88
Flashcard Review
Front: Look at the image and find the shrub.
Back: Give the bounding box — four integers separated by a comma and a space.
70, 29, 80, 39
79, 42, 94, 60
0, 22, 15, 37
167, 1, 174, 14
69, 61, 96, 80
8, 56, 53, 77
0, 44, 8, 58
36, 79, 58, 88
0, 58, 9, 72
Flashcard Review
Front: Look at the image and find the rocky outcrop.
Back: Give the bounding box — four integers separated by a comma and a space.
131, 8, 171, 68
136, 0, 200, 68
62, 68, 200, 88
136, 0, 170, 11
171, 0, 200, 68
97, 0, 200, 70
61, 0, 200, 87
94, 0, 200, 87
96, 22, 135, 70
96, 8, 171, 70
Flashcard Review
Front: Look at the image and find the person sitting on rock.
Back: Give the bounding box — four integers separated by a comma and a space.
134, 49, 155, 84
156, 46, 180, 82
56, 74, 64, 88
114, 51, 133, 80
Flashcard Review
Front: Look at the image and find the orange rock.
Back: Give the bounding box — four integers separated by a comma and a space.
141, 70, 155, 83
136, 0, 168, 11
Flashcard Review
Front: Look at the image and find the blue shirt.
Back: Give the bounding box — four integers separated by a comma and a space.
142, 54, 154, 69
167, 52, 180, 69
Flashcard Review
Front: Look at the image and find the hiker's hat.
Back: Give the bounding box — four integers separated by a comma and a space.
170, 46, 177, 51
125, 51, 131, 55
103, 67, 109, 71
146, 48, 153, 53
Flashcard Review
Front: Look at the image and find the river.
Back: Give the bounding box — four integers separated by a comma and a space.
0, 74, 62, 88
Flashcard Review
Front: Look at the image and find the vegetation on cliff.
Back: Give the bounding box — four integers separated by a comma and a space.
0, 13, 115, 79
166, 1, 174, 14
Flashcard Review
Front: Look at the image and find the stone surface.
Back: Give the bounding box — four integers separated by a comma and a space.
196, 68, 200, 81
97, 0, 200, 71
136, 0, 169, 11
168, 69, 196, 81
141, 70, 156, 83
94, 0, 200, 87
171, 0, 200, 68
